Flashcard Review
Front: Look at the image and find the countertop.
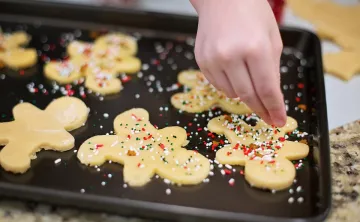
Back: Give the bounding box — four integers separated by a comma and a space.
0, 120, 359, 222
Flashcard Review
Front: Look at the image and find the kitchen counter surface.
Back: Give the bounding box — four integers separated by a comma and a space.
1, 120, 359, 222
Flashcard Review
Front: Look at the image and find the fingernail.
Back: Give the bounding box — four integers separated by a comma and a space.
272, 115, 286, 127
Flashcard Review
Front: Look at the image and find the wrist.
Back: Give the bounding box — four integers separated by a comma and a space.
189, 0, 204, 14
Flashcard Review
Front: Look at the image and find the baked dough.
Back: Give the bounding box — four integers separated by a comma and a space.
44, 57, 87, 84
77, 108, 210, 187
0, 97, 88, 173
171, 70, 252, 114
208, 114, 309, 190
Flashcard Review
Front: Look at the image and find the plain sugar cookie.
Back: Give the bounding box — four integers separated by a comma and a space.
77, 108, 210, 187
0, 97, 88, 173
171, 70, 252, 114
208, 114, 309, 190
1, 48, 37, 70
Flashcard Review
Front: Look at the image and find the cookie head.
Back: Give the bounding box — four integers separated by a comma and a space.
45, 97, 89, 131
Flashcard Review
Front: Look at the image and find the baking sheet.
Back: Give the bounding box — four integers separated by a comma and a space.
0, 1, 331, 221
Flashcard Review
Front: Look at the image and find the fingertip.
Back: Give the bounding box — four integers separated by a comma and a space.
270, 109, 287, 127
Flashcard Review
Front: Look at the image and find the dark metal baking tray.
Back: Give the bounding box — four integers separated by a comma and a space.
0, 1, 331, 221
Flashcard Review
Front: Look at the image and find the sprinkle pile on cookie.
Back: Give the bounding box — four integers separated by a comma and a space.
171, 70, 252, 114
208, 114, 309, 190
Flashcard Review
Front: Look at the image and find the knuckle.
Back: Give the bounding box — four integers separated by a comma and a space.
214, 43, 238, 63
257, 85, 278, 101
244, 40, 264, 58
237, 90, 254, 102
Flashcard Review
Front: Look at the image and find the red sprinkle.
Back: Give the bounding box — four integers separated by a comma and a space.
137, 163, 141, 167
297, 83, 304, 89
296, 97, 301, 102
96, 144, 104, 149
19, 70, 25, 75
127, 135, 131, 139
240, 170, 244, 175
197, 127, 203, 132
224, 169, 231, 175
159, 143, 165, 149
121, 75, 131, 83
233, 143, 240, 150
279, 137, 286, 142
226, 152, 232, 156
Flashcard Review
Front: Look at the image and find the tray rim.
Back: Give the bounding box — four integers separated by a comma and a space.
0, 1, 332, 222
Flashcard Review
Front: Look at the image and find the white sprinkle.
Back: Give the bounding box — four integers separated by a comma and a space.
101, 181, 106, 186
296, 186, 302, 193
228, 178, 235, 186
135, 94, 140, 99
164, 179, 171, 184
103, 113, 109, 118
142, 64, 149, 70
271, 189, 276, 194
297, 197, 304, 203
108, 174, 112, 178
288, 197, 294, 204
54, 159, 61, 164
166, 188, 171, 195
225, 164, 232, 169
289, 189, 294, 194
123, 184, 128, 188
220, 169, 225, 175
80, 189, 85, 193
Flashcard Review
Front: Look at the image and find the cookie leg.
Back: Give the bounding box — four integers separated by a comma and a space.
123, 159, 156, 186
0, 141, 33, 173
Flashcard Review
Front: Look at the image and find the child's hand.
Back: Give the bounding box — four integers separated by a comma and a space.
190, 0, 286, 127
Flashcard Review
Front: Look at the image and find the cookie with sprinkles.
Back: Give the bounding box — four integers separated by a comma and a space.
208, 114, 309, 190
67, 40, 93, 58
171, 70, 252, 114
44, 56, 88, 84
94, 32, 138, 57
85, 71, 123, 95
77, 108, 210, 187
0, 97, 88, 173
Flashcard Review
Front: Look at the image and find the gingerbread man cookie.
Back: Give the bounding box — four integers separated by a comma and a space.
78, 108, 210, 187
208, 114, 309, 190
44, 32, 141, 95
44, 57, 88, 84
0, 97, 88, 173
94, 32, 138, 57
0, 31, 31, 50
171, 70, 252, 114
0, 31, 37, 70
